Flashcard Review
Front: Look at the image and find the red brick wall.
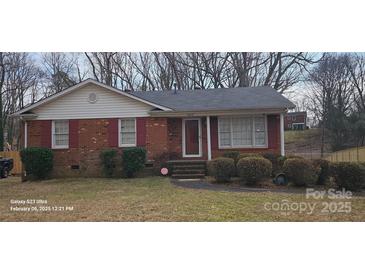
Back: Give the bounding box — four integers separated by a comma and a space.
25, 115, 282, 176
284, 113, 306, 130
145, 117, 168, 160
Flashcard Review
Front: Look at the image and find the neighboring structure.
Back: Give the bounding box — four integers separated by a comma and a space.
13, 79, 295, 176
284, 111, 307, 130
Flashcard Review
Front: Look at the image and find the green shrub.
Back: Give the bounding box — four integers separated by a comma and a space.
100, 149, 118, 177
237, 153, 264, 161
283, 158, 318, 186
286, 155, 304, 160
312, 159, 330, 185
122, 147, 147, 177
207, 157, 235, 183
237, 157, 272, 185
20, 147, 53, 180
261, 152, 286, 176
222, 151, 240, 164
330, 162, 365, 191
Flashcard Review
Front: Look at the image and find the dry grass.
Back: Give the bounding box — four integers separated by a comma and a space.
0, 176, 364, 221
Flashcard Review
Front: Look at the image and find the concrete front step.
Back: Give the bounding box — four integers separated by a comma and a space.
173, 169, 206, 175
168, 160, 207, 179
172, 173, 205, 179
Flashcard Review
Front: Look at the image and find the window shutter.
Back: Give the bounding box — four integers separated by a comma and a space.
69, 120, 79, 148
136, 117, 146, 146
210, 117, 218, 150
267, 115, 279, 149
41, 120, 52, 148
108, 118, 118, 147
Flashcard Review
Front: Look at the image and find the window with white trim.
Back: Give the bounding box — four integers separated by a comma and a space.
52, 120, 69, 149
119, 118, 136, 147
218, 116, 267, 148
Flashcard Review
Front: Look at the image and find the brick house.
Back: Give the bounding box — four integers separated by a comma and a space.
13, 79, 295, 177
284, 111, 307, 130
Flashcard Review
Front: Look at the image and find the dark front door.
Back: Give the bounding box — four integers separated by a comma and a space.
184, 119, 200, 156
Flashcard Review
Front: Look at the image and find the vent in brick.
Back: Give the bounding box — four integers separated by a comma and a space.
71, 165, 80, 170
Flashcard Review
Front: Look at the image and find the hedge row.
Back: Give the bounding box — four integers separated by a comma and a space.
100, 147, 147, 178
20, 147, 147, 180
210, 151, 365, 191
208, 155, 272, 185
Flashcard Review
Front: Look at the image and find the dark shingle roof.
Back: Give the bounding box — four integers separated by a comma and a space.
129, 86, 295, 112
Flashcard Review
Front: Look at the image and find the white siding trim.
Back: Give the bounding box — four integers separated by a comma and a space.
12, 79, 171, 116
31, 85, 154, 120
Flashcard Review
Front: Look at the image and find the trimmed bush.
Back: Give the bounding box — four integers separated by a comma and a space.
330, 162, 365, 191
261, 152, 286, 176
312, 159, 330, 185
237, 153, 264, 161
20, 147, 53, 180
207, 157, 235, 183
122, 147, 147, 177
222, 151, 240, 164
283, 158, 318, 186
100, 149, 118, 177
237, 157, 272, 185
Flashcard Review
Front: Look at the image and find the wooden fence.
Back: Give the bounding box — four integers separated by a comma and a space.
326, 146, 365, 163
0, 151, 22, 175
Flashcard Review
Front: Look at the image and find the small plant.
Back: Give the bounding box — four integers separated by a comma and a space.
20, 147, 53, 180
122, 147, 147, 177
100, 149, 118, 177
207, 157, 235, 183
237, 157, 272, 185
283, 158, 318, 186
312, 159, 330, 185
330, 162, 365, 191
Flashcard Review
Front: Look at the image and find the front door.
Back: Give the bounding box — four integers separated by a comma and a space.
183, 118, 201, 157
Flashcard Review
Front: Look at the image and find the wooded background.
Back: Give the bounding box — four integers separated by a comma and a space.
0, 52, 364, 152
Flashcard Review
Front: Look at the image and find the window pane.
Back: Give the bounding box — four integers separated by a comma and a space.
254, 117, 266, 146
121, 119, 135, 133
232, 117, 252, 146
219, 118, 231, 147
53, 120, 69, 147
120, 118, 136, 145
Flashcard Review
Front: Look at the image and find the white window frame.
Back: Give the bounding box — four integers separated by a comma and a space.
118, 118, 137, 147
218, 115, 268, 149
52, 120, 69, 149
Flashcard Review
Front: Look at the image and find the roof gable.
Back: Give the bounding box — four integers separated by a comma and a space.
13, 79, 172, 116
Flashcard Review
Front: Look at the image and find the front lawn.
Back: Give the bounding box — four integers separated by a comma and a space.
0, 176, 364, 221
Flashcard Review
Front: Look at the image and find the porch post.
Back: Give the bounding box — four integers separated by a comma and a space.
280, 113, 285, 156
24, 120, 28, 148
206, 116, 212, 160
